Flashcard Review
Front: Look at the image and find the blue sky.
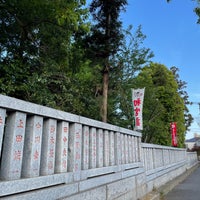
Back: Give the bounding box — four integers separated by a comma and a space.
120, 0, 200, 139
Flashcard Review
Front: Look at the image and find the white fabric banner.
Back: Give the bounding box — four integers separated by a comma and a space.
132, 88, 145, 130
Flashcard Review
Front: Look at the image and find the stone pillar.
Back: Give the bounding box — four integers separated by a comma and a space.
138, 137, 142, 163
55, 121, 69, 173
114, 132, 122, 165
132, 136, 136, 163
0, 112, 26, 180
22, 115, 43, 178
89, 127, 97, 169
124, 135, 128, 163
40, 119, 57, 176
135, 137, 139, 162
97, 129, 103, 168
145, 148, 148, 170
152, 148, 157, 169
0, 108, 6, 157
68, 123, 82, 181
150, 148, 154, 170
103, 130, 109, 167
82, 126, 89, 170
148, 148, 151, 170
161, 148, 164, 167
121, 134, 125, 164
128, 135, 133, 163
109, 131, 115, 166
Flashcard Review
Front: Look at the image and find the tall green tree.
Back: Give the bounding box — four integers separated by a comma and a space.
107, 25, 154, 126
134, 63, 186, 147
0, 0, 88, 107
86, 0, 127, 122
170, 66, 193, 132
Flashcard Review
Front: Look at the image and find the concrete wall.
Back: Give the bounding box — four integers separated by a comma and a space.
0, 95, 198, 200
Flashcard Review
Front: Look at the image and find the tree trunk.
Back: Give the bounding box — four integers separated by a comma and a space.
101, 69, 109, 122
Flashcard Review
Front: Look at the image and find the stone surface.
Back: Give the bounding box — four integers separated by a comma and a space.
135, 137, 139, 162
80, 165, 117, 180
22, 115, 43, 178
0, 173, 67, 196
121, 134, 125, 164
62, 186, 106, 200
109, 131, 115, 166
124, 135, 128, 163
107, 176, 136, 200
136, 173, 147, 199
132, 136, 136, 162
103, 130, 109, 167
0, 95, 79, 123
82, 126, 89, 170
0, 112, 26, 180
128, 135, 133, 163
115, 132, 122, 165
89, 127, 97, 169
96, 128, 103, 168
0, 108, 6, 157
79, 172, 121, 191
55, 121, 69, 173
68, 123, 82, 181
40, 119, 57, 176
1, 182, 78, 200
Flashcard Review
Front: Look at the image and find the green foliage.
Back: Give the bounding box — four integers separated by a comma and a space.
170, 66, 193, 132
0, 0, 192, 147
85, 0, 128, 122
107, 25, 154, 127
134, 63, 186, 147
0, 0, 89, 108
88, 0, 127, 60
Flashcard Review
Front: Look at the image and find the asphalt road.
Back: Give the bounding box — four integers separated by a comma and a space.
165, 166, 200, 200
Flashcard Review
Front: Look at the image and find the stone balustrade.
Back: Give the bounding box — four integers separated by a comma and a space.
187, 152, 198, 168
0, 94, 143, 199
142, 143, 197, 193
142, 143, 186, 173
0, 94, 198, 200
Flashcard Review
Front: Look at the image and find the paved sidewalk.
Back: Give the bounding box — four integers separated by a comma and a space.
164, 166, 200, 200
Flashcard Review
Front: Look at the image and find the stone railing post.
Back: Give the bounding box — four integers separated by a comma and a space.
55, 121, 69, 173
82, 126, 89, 170
40, 119, 57, 176
0, 108, 6, 157
0, 112, 26, 180
68, 123, 82, 181
22, 116, 43, 178
103, 130, 109, 167
109, 131, 115, 166
96, 129, 104, 168
89, 127, 97, 169
114, 132, 122, 165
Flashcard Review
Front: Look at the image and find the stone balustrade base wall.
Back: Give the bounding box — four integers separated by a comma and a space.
146, 161, 186, 194
0, 167, 145, 200
0, 161, 198, 200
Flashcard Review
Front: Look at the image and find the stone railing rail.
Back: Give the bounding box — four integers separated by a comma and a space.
187, 152, 198, 168
142, 143, 191, 192
0, 94, 198, 200
142, 143, 186, 173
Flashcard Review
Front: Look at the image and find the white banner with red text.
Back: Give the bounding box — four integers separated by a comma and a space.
132, 88, 145, 130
